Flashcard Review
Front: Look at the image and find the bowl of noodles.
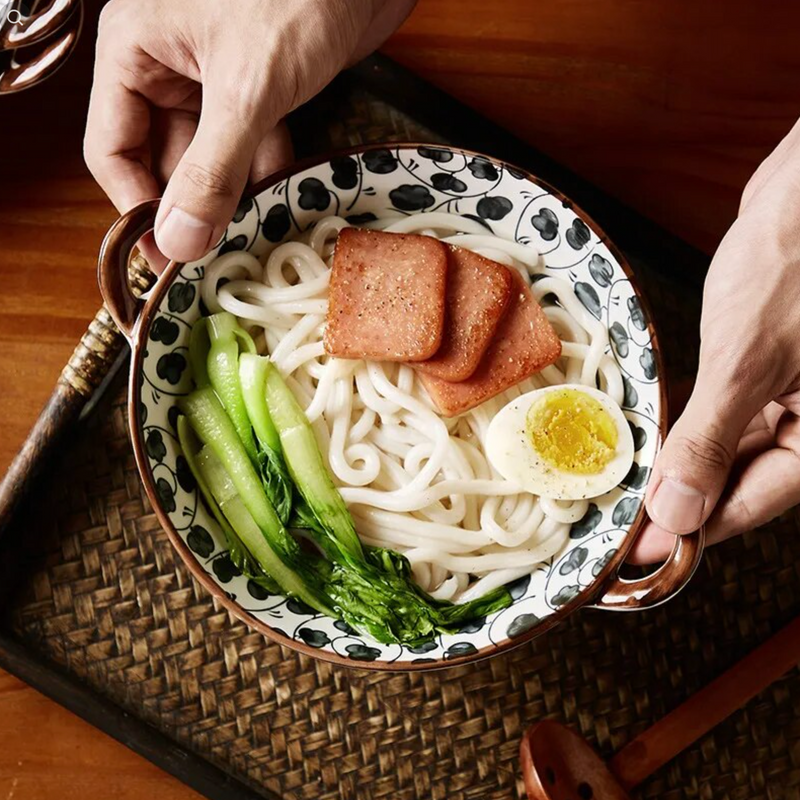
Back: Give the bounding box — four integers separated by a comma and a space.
98, 144, 704, 670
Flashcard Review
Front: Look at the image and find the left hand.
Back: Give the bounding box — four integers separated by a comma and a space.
83, 0, 416, 271
630, 118, 800, 564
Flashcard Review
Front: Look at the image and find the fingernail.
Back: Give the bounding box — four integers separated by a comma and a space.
651, 478, 705, 533
156, 207, 213, 262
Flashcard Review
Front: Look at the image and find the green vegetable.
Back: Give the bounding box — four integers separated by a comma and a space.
179, 386, 332, 615
262, 361, 512, 644
188, 317, 211, 389
177, 414, 234, 541
264, 361, 364, 567
207, 312, 258, 463
239, 353, 293, 525
178, 416, 279, 596
325, 546, 511, 645
238, 354, 281, 452
195, 446, 326, 610
178, 318, 513, 646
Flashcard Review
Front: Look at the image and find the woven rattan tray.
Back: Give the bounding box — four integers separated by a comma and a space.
1, 55, 799, 800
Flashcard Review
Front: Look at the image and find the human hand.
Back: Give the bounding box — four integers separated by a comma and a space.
84, 0, 415, 268
631, 118, 800, 563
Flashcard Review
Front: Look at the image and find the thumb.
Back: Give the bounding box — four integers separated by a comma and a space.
646, 374, 758, 535
154, 99, 261, 263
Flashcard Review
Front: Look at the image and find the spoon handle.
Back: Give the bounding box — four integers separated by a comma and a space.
609, 614, 800, 790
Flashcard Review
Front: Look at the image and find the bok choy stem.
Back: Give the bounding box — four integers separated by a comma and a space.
194, 446, 331, 614
188, 317, 211, 389
177, 414, 235, 541
207, 312, 258, 464
239, 353, 293, 524
179, 415, 280, 596
179, 387, 333, 615
264, 361, 365, 567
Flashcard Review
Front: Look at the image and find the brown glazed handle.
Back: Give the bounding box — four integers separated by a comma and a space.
98, 199, 161, 340
0, 0, 83, 94
0, 0, 81, 49
590, 520, 705, 610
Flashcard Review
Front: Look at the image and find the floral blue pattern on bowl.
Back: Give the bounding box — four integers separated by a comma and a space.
137, 145, 662, 666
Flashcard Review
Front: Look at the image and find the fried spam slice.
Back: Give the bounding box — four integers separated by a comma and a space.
324, 228, 448, 362
414, 245, 513, 382
420, 270, 562, 417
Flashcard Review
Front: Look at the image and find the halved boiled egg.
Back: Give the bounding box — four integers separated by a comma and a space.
485, 385, 635, 500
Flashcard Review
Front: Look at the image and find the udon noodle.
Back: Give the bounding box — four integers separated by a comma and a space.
200, 213, 624, 603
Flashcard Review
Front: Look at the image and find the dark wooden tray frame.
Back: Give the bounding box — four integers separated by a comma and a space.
0, 53, 709, 800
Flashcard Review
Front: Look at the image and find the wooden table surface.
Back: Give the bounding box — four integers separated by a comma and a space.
1, 1, 798, 797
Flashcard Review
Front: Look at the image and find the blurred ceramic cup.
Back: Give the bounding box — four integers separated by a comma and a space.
0, 0, 83, 94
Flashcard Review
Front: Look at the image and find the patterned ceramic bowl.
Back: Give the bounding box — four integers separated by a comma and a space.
98, 144, 704, 671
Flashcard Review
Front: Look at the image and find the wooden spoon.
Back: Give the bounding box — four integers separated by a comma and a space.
521, 614, 800, 799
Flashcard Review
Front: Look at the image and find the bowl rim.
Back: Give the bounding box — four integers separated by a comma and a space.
127, 141, 669, 672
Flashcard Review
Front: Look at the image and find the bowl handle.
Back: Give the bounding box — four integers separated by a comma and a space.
590, 520, 705, 611
97, 199, 161, 340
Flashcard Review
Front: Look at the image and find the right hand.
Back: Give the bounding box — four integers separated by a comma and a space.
84, 0, 416, 268
630, 117, 800, 563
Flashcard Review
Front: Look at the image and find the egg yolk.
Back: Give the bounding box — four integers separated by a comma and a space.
525, 389, 618, 474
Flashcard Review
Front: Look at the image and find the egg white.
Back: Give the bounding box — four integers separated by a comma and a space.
485, 384, 635, 501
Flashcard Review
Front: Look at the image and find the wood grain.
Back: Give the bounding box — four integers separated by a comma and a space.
384, 0, 800, 253
0, 670, 202, 800
1, 0, 800, 797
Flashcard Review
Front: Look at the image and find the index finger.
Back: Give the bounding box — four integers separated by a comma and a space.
84, 70, 160, 213
631, 413, 800, 564
705, 413, 800, 542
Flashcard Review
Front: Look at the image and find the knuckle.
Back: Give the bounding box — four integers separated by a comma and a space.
96, 2, 113, 29
698, 337, 737, 374
740, 162, 774, 212
97, 0, 128, 31
180, 162, 236, 199
82, 136, 103, 178
675, 432, 734, 473
739, 180, 756, 212
217, 59, 293, 130
702, 335, 791, 405
698, 333, 769, 397
777, 413, 800, 461
729, 487, 757, 535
